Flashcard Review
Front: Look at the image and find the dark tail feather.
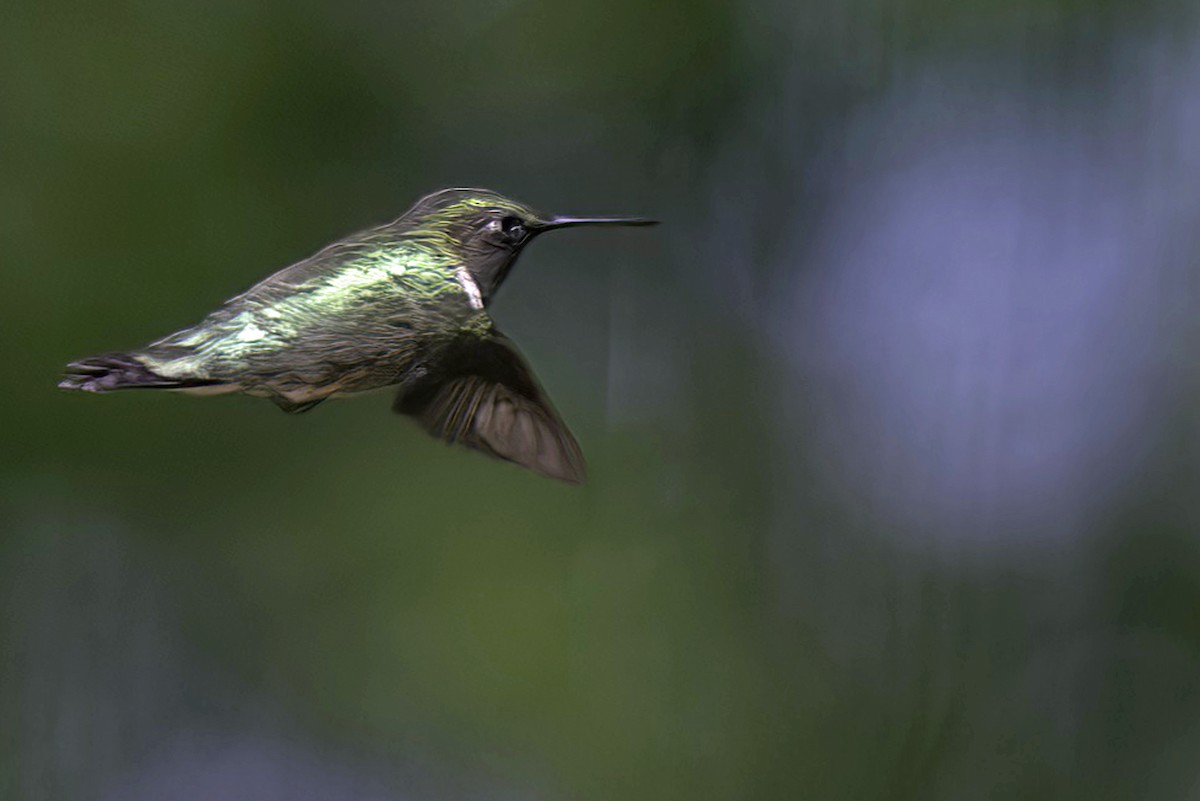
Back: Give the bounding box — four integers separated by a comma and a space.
59, 352, 205, 393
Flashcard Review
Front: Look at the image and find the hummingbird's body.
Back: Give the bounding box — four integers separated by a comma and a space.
136, 223, 487, 411
60, 188, 656, 483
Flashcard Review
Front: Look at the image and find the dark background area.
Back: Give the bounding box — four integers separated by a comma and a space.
5, 1, 1200, 799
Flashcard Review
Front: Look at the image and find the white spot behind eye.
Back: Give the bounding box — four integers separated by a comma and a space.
455, 266, 484, 310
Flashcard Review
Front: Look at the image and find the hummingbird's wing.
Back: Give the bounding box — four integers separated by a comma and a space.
393, 332, 586, 484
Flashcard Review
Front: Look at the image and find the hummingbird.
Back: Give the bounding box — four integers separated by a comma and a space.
59, 188, 657, 484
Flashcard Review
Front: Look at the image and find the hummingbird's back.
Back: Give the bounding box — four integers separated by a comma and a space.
136, 230, 488, 409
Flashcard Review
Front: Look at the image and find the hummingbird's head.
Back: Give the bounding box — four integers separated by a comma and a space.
400, 188, 657, 303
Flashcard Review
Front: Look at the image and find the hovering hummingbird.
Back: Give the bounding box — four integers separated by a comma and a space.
59, 188, 657, 483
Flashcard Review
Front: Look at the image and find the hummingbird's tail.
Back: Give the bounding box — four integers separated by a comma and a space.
59, 352, 215, 393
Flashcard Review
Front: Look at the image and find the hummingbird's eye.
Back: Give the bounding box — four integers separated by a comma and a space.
500, 216, 526, 241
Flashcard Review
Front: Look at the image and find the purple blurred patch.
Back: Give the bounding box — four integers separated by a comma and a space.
775, 53, 1200, 550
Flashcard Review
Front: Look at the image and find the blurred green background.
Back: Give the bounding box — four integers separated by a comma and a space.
5, 1, 1200, 799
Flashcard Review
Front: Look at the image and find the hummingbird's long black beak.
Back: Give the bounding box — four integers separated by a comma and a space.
538, 215, 659, 231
